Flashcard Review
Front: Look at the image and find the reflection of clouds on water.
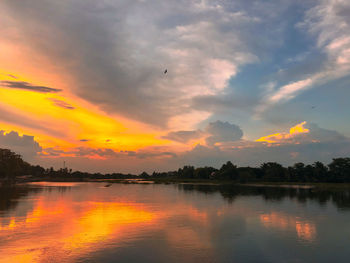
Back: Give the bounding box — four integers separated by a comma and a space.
1, 182, 350, 263
295, 221, 316, 242
0, 197, 158, 262
0, 184, 218, 262
260, 212, 316, 242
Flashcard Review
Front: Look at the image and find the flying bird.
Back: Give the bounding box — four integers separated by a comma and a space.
164, 69, 167, 74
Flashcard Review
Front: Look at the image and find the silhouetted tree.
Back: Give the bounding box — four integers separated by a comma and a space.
216, 161, 238, 180
194, 167, 217, 179
312, 161, 328, 182
261, 162, 286, 182
178, 166, 195, 178
139, 172, 150, 178
0, 149, 29, 179
328, 158, 350, 182
2, 147, 350, 184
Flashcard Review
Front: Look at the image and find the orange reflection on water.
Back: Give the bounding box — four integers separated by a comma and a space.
25, 199, 66, 224
260, 213, 289, 229
187, 206, 208, 225
0, 197, 156, 263
295, 221, 316, 241
260, 212, 316, 242
0, 183, 223, 262
62, 202, 154, 251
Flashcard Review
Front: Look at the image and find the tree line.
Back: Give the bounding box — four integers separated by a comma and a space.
1, 148, 350, 183
142, 159, 350, 183
0, 148, 136, 181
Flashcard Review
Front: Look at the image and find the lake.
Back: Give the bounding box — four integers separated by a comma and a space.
1, 182, 350, 263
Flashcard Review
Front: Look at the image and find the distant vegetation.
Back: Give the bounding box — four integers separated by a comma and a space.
1, 148, 350, 183
0, 148, 136, 182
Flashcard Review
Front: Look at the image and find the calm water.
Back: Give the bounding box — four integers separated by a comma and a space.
1, 182, 350, 263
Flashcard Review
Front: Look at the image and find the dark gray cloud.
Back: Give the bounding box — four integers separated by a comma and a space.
162, 130, 203, 143
192, 93, 259, 113
48, 98, 75, 109
131, 151, 177, 159
304, 123, 347, 142
163, 120, 244, 145
0, 130, 42, 161
205, 121, 243, 146
333, 1, 350, 24
0, 81, 61, 93
42, 147, 118, 158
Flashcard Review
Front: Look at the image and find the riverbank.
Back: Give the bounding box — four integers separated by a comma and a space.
5, 176, 350, 190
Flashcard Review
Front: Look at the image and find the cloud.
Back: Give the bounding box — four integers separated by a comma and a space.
48, 98, 75, 110
256, 121, 348, 145
0, 105, 66, 138
0, 0, 261, 127
162, 120, 244, 146
0, 130, 42, 161
304, 123, 347, 143
162, 130, 203, 143
0, 81, 61, 93
205, 121, 243, 146
256, 121, 310, 143
131, 150, 177, 159
42, 146, 177, 160
41, 147, 118, 160
3, 121, 348, 173
267, 79, 313, 104
7, 74, 17, 79
256, 0, 350, 114
170, 121, 350, 169
191, 92, 258, 113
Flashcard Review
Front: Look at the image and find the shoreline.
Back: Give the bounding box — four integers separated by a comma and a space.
4, 177, 350, 190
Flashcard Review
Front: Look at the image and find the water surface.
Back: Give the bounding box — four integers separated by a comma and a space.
1, 182, 350, 262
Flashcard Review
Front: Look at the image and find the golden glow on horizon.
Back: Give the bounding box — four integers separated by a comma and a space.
0, 70, 167, 154
256, 121, 310, 143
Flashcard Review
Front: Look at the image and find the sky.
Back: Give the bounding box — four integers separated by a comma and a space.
0, 0, 350, 173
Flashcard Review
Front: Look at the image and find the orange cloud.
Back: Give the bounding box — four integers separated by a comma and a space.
0, 70, 169, 154
256, 121, 310, 144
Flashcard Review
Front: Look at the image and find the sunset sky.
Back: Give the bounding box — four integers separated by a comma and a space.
1, 0, 350, 173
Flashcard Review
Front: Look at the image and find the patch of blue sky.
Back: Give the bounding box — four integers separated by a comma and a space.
291, 76, 350, 136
